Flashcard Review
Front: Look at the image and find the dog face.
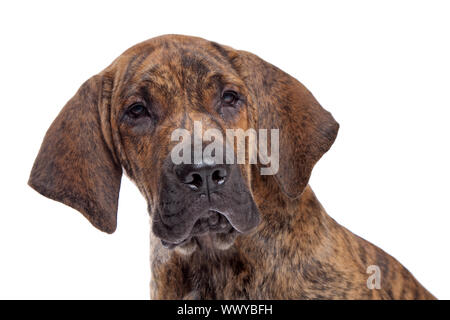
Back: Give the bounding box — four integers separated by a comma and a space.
114, 37, 260, 252
29, 35, 339, 254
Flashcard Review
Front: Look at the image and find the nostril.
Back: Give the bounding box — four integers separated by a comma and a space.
185, 173, 203, 190
211, 168, 227, 185
174, 164, 229, 191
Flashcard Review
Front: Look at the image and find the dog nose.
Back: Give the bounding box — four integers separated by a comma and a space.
174, 163, 229, 192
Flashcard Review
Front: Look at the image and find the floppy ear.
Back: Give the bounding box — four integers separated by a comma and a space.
28, 74, 122, 233
235, 51, 339, 198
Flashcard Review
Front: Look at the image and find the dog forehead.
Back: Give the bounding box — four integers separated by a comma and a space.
115, 35, 235, 81
111, 35, 243, 108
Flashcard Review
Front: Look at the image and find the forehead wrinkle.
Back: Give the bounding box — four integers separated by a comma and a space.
176, 51, 243, 92
120, 65, 178, 102
175, 47, 232, 81
188, 47, 240, 78
141, 71, 177, 97
117, 45, 162, 85
168, 39, 233, 70
121, 48, 156, 85
174, 53, 235, 103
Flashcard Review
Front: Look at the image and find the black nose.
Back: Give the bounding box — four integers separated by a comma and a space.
174, 163, 229, 192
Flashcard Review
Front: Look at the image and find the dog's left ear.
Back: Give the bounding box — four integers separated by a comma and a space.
28, 73, 122, 233
233, 50, 339, 198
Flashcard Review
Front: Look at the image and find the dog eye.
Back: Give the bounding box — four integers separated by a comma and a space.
221, 91, 239, 105
126, 103, 149, 119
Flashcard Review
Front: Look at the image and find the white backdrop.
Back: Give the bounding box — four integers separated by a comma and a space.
0, 0, 449, 299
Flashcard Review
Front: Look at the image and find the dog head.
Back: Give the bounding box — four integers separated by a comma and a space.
29, 35, 338, 253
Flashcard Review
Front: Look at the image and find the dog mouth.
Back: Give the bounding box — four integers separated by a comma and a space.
160, 210, 236, 249
153, 165, 261, 252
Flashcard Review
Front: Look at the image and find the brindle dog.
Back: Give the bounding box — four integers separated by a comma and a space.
29, 35, 435, 299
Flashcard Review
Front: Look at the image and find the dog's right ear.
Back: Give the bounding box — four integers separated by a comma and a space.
28, 74, 122, 234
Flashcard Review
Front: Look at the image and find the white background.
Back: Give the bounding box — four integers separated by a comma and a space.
0, 0, 449, 299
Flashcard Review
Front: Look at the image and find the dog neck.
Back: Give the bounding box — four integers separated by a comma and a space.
247, 172, 335, 259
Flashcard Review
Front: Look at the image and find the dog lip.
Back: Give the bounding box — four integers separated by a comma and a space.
208, 209, 250, 234
159, 210, 236, 249
155, 196, 260, 249
160, 239, 176, 249
161, 238, 187, 249
153, 208, 197, 245
190, 210, 233, 235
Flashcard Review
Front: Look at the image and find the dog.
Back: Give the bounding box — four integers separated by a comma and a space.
29, 34, 435, 299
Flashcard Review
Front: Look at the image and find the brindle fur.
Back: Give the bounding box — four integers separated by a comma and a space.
29, 35, 435, 299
